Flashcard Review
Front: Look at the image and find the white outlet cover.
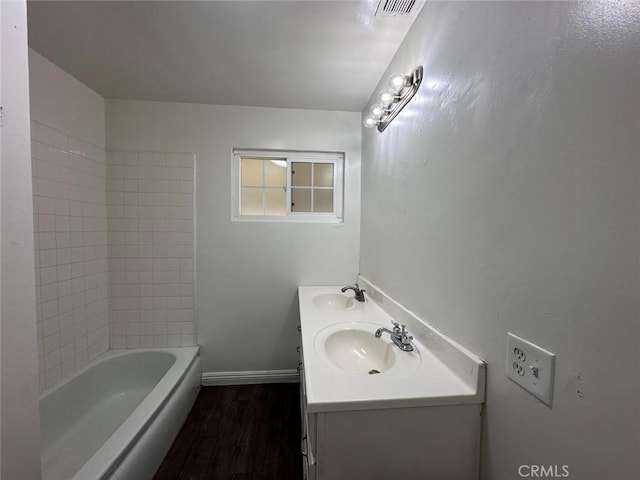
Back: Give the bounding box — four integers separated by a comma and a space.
506, 332, 556, 406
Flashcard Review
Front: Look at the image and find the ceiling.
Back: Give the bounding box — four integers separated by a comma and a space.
27, 1, 423, 112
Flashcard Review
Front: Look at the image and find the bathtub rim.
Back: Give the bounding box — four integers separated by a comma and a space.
38, 347, 195, 400
39, 346, 200, 480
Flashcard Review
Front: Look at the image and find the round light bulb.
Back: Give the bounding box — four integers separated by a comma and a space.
389, 73, 408, 92
363, 115, 378, 128
370, 104, 385, 118
379, 89, 396, 107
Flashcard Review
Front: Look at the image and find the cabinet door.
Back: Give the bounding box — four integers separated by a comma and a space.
303, 455, 316, 480
304, 409, 316, 466
302, 410, 317, 479
299, 373, 308, 445
298, 340, 306, 440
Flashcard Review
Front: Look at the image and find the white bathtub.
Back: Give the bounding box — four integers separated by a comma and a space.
39, 347, 201, 480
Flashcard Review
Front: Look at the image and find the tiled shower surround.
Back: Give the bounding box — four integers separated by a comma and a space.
31, 121, 196, 392
107, 150, 196, 349
31, 121, 110, 391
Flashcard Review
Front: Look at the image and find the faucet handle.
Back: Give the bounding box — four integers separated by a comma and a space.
399, 325, 413, 345
392, 322, 401, 333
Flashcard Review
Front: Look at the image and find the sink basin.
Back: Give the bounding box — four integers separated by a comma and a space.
312, 293, 355, 310
323, 328, 395, 374
314, 322, 422, 376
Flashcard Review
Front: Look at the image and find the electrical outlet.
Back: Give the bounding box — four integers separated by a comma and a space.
506, 333, 556, 406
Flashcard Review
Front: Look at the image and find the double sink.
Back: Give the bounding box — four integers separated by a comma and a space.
298, 285, 486, 413
298, 283, 486, 479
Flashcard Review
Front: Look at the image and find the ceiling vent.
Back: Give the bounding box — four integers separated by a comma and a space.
375, 0, 417, 17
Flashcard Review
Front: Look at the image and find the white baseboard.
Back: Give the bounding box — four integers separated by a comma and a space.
201, 369, 299, 386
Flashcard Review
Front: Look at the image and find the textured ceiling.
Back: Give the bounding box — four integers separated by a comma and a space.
27, 1, 423, 112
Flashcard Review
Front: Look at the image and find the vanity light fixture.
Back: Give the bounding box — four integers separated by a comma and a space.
363, 66, 423, 132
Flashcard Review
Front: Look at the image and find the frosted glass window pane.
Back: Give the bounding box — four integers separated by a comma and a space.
292, 163, 312, 186
314, 164, 333, 187
240, 188, 263, 215
314, 189, 334, 213
291, 188, 311, 212
265, 189, 286, 216
265, 160, 287, 187
241, 159, 263, 186
234, 149, 343, 221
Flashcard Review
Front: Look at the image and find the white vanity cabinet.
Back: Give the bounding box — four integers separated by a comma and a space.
299, 368, 482, 480
298, 282, 486, 480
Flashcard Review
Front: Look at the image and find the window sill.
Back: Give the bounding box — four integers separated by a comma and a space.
231, 215, 343, 224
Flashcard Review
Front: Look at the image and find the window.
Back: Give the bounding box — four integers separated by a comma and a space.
232, 149, 344, 222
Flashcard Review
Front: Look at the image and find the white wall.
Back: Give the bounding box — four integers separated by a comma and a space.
106, 101, 361, 375
1, 1, 41, 477
29, 50, 105, 148
29, 50, 109, 391
360, 2, 639, 479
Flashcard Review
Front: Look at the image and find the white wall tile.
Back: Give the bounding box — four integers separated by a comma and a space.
107, 150, 196, 349
31, 121, 109, 393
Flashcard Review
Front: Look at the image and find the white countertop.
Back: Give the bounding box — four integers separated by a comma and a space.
298, 285, 485, 413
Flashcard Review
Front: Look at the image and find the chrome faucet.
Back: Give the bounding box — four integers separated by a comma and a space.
341, 283, 366, 302
375, 322, 414, 352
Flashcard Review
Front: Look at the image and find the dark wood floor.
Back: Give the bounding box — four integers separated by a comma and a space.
153, 384, 302, 480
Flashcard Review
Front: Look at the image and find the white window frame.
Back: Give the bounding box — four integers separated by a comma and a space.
232, 149, 344, 223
